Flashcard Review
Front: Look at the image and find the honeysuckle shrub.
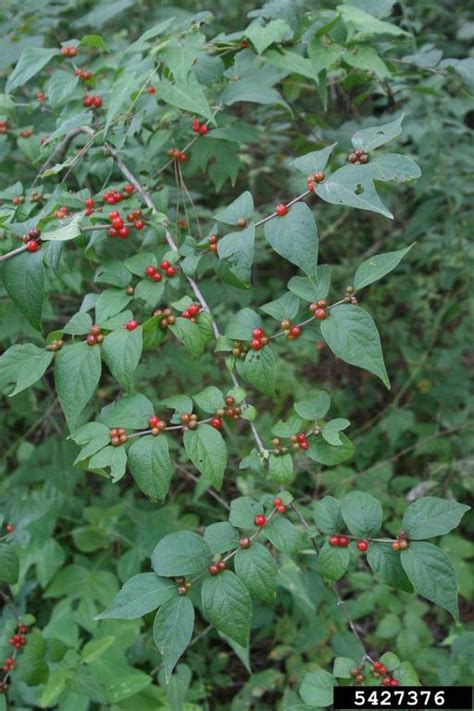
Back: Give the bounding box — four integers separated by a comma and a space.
0, 1, 472, 708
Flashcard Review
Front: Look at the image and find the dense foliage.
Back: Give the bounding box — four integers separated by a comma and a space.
0, 1, 472, 709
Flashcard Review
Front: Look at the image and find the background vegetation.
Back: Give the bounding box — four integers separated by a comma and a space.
0, 1, 472, 709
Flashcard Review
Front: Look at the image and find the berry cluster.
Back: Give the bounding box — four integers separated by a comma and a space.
306, 171, 325, 192
124, 320, 139, 331
153, 307, 176, 329
231, 340, 249, 359
167, 148, 188, 162
110, 428, 128, 446
181, 303, 201, 321
254, 514, 267, 527
250, 328, 269, 351
2, 657, 15, 672
54, 206, 69, 219
309, 299, 328, 320
191, 118, 208, 135
343, 285, 358, 305
372, 661, 399, 686
9, 625, 28, 649
19, 128, 32, 139
208, 234, 218, 253
290, 433, 309, 451
83, 94, 102, 109
180, 412, 198, 430
75, 67, 93, 81
102, 184, 134, 205
149, 415, 167, 436
329, 534, 350, 547
60, 45, 77, 57
208, 560, 226, 576
107, 209, 143, 238
270, 438, 289, 456
46, 338, 64, 352
22, 227, 41, 253
281, 320, 302, 341
144, 265, 162, 282
350, 666, 365, 684
86, 324, 104, 346
174, 576, 192, 596
84, 197, 94, 215
275, 203, 288, 217
213, 395, 241, 423
273, 497, 286, 513
392, 531, 409, 551
348, 148, 369, 164
158, 260, 177, 278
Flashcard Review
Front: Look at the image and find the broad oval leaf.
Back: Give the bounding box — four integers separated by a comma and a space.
234, 542, 278, 603
153, 596, 195, 682
95, 573, 176, 620
243, 345, 276, 396
54, 342, 102, 431
401, 541, 459, 619
263, 202, 318, 278
102, 327, 143, 391
152, 531, 211, 577
2, 250, 44, 331
402, 497, 471, 540
201, 570, 252, 647
128, 435, 173, 502
183, 424, 227, 490
354, 244, 414, 291
315, 165, 392, 219
341, 491, 383, 537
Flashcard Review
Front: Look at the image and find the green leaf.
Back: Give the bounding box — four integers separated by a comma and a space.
0, 543, 19, 583
366, 543, 413, 593
169, 318, 208, 358
264, 202, 318, 278
245, 19, 293, 54
338, 5, 408, 38
243, 346, 276, 396
46, 70, 79, 108
341, 491, 382, 537
192, 386, 225, 414
318, 541, 350, 581
88, 445, 127, 482
95, 573, 175, 619
16, 630, 47, 685
265, 48, 316, 79
41, 213, 83, 242
81, 636, 115, 663
217, 225, 255, 287
183, 424, 227, 490
272, 414, 303, 438
63, 311, 93, 336
268, 453, 294, 484
288, 266, 332, 301
402, 497, 470, 540
221, 51, 287, 109
225, 308, 262, 340
0, 344, 53, 396
153, 596, 195, 682
54, 342, 102, 431
300, 669, 335, 707
260, 292, 299, 321
100, 393, 153, 429
343, 44, 390, 78
307, 434, 354, 465
264, 517, 302, 555
321, 418, 350, 446
128, 435, 173, 502
6, 47, 60, 92
333, 657, 358, 678
214, 191, 254, 226
204, 522, 239, 555
367, 154, 421, 182
294, 390, 330, 419
2, 250, 44, 331
201, 570, 252, 647
308, 39, 342, 75
315, 165, 392, 218
103, 327, 143, 390
313, 496, 344, 534
395, 661, 420, 686
234, 542, 277, 603
321, 305, 389, 387
152, 531, 211, 577
95, 288, 132, 323
401, 542, 459, 618
133, 279, 165, 309
351, 115, 404, 151
105, 73, 136, 134
157, 76, 213, 121
229, 497, 263, 529
354, 245, 414, 291
291, 144, 336, 175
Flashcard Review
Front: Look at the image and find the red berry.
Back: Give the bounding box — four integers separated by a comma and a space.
107, 227, 118, 238
134, 219, 144, 230
210, 417, 222, 429
382, 677, 391, 687
276, 504, 286, 513
254, 514, 267, 527
252, 328, 264, 339
109, 210, 120, 221
84, 198, 94, 209
390, 679, 399, 687
147, 86, 156, 94
357, 540, 369, 552
118, 226, 130, 239
273, 497, 282, 507
188, 304, 200, 316
199, 124, 208, 135
152, 273, 162, 282
275, 203, 288, 217
338, 535, 350, 547
239, 537, 251, 549
373, 662, 383, 671
5, 523, 15, 533
166, 266, 176, 277
86, 334, 97, 346
149, 415, 159, 428
145, 265, 156, 277
208, 563, 219, 575
251, 339, 262, 350
314, 308, 327, 320
217, 560, 226, 570
123, 183, 134, 195
111, 217, 124, 230
124, 320, 139, 331
299, 440, 308, 450
160, 260, 171, 270
329, 535, 339, 547
92, 96, 102, 108
18, 625, 28, 634
26, 240, 39, 252
391, 541, 401, 551
289, 326, 301, 339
